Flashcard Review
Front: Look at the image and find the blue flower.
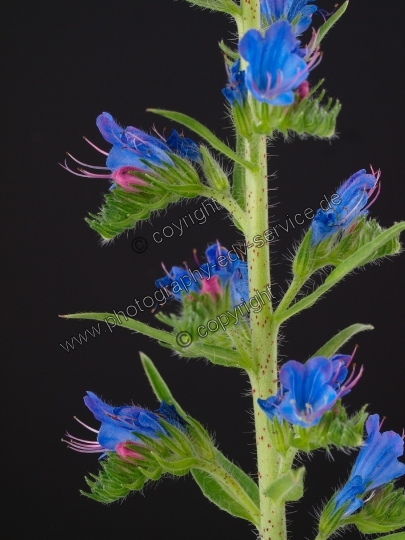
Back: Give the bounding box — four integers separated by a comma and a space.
155, 242, 248, 307
261, 0, 317, 34
239, 21, 320, 106
310, 169, 381, 246
222, 59, 248, 107
64, 391, 185, 457
333, 414, 405, 517
96, 112, 173, 172
258, 352, 363, 427
60, 112, 200, 190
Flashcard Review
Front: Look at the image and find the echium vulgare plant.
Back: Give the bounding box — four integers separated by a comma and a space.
61, 1, 405, 539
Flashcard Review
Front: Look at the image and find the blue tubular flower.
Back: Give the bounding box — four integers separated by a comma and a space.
333, 414, 405, 517
60, 112, 200, 190
63, 392, 185, 457
96, 112, 173, 171
222, 59, 248, 107
261, 0, 317, 34
258, 351, 363, 427
155, 242, 248, 306
310, 169, 381, 246
239, 21, 320, 106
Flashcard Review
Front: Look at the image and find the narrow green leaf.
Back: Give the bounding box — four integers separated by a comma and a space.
139, 352, 187, 417
147, 109, 257, 171
377, 534, 405, 540
312, 324, 374, 358
61, 312, 177, 347
279, 221, 405, 322
182, 0, 240, 16
191, 467, 259, 525
264, 467, 305, 502
214, 450, 260, 508
315, 1, 349, 47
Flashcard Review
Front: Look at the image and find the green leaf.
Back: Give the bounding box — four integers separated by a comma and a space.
312, 324, 374, 358
279, 221, 405, 322
147, 109, 257, 171
377, 534, 405, 540
315, 1, 349, 48
264, 467, 305, 502
214, 450, 260, 509
192, 469, 257, 524
61, 312, 177, 347
181, 0, 240, 16
191, 449, 259, 525
139, 352, 187, 417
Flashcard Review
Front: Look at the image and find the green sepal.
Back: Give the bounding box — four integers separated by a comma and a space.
153, 455, 200, 476
268, 416, 294, 456
200, 146, 230, 193
181, 0, 240, 16
264, 467, 305, 502
314, 1, 349, 49
219, 39, 239, 61
81, 453, 150, 503
147, 108, 257, 171
292, 402, 367, 452
312, 323, 374, 358
317, 495, 351, 540
292, 229, 312, 278
85, 153, 203, 241
344, 484, 405, 534
155, 286, 254, 369
250, 83, 341, 139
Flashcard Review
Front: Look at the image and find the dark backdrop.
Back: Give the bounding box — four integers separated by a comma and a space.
3, 1, 404, 539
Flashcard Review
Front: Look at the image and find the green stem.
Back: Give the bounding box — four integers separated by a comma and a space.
245, 132, 286, 540
200, 186, 247, 234
274, 275, 306, 320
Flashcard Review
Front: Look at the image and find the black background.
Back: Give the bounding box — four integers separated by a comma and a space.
3, 1, 404, 539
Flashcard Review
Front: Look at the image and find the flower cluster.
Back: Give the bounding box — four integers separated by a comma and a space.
310, 168, 381, 246
61, 112, 200, 192
258, 350, 363, 427
63, 391, 185, 459
333, 414, 405, 517
155, 242, 249, 308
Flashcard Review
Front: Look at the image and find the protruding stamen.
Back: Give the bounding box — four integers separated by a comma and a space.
83, 137, 109, 156
73, 416, 99, 433
66, 153, 109, 169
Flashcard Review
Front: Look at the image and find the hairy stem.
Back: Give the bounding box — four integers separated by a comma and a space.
245, 133, 286, 540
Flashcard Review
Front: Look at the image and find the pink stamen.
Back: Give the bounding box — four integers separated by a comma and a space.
193, 248, 200, 266
65, 431, 100, 445
59, 160, 95, 178
83, 137, 109, 156
363, 181, 381, 211
341, 364, 364, 393
78, 168, 112, 179
161, 262, 172, 278
74, 416, 99, 433
66, 153, 109, 169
